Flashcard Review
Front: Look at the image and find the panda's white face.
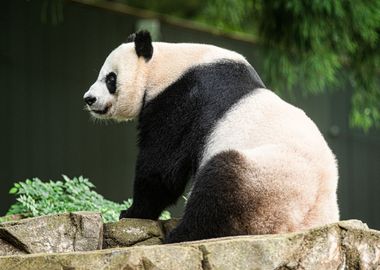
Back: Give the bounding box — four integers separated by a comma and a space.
84, 30, 249, 121
83, 43, 147, 121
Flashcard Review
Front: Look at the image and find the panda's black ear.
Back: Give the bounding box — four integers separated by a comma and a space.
130, 30, 153, 61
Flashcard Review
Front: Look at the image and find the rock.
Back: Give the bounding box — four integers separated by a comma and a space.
0, 245, 203, 270
0, 238, 26, 256
0, 212, 102, 255
1, 218, 380, 270
103, 218, 164, 248
180, 220, 372, 270
133, 237, 163, 246
340, 225, 380, 269
70, 212, 103, 251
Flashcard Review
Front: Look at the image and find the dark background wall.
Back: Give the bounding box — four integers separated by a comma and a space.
1, 0, 379, 227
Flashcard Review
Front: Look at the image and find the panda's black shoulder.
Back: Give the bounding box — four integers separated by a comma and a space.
137, 60, 264, 172
141, 59, 264, 118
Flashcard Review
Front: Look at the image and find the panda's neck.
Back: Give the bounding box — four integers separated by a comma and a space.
144, 42, 249, 103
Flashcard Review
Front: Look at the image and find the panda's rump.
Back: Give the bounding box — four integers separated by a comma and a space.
186, 146, 327, 238
196, 88, 339, 233
236, 144, 324, 234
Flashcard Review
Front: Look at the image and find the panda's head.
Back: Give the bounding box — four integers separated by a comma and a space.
83, 30, 153, 121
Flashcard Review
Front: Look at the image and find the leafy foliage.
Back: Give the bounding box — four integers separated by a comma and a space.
121, 0, 380, 131
0, 215, 18, 223
39, 0, 380, 130
244, 1, 380, 131
5, 176, 170, 223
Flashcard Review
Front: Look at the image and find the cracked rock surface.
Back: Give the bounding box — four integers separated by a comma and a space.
0, 212, 103, 255
103, 218, 181, 248
103, 218, 164, 248
0, 245, 203, 270
1, 216, 380, 270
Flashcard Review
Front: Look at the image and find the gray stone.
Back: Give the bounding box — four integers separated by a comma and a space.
0, 212, 102, 254
0, 238, 26, 256
180, 219, 370, 270
0, 245, 203, 270
103, 218, 164, 248
340, 226, 380, 269
1, 217, 380, 270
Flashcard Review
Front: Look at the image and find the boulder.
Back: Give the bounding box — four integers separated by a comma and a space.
0, 245, 202, 270
174, 219, 377, 269
103, 218, 180, 248
0, 212, 102, 255
1, 217, 380, 270
103, 218, 164, 248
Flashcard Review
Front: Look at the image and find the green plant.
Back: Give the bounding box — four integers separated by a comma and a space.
0, 216, 15, 223
5, 176, 170, 223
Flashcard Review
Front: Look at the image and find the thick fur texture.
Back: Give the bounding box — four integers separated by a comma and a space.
85, 31, 339, 244
127, 31, 153, 60
120, 60, 265, 221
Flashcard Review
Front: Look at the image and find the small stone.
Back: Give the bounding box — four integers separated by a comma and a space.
134, 237, 162, 246
103, 218, 164, 248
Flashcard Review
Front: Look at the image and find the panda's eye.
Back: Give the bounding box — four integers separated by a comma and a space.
105, 72, 117, 94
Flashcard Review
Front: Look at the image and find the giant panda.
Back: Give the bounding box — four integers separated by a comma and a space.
83, 30, 339, 243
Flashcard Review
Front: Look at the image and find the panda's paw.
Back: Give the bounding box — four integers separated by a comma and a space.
164, 226, 191, 244
163, 231, 181, 244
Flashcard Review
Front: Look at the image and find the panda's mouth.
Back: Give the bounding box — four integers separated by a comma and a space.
91, 105, 111, 115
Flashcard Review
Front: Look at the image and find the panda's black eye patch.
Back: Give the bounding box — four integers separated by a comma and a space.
105, 72, 117, 94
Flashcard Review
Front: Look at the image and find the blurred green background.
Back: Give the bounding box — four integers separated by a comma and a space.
1, 0, 379, 227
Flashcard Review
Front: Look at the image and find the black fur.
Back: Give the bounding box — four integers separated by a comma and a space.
120, 60, 265, 241
166, 150, 251, 243
105, 72, 117, 94
127, 30, 153, 60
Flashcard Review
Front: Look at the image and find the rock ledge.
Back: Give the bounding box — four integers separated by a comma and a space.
1, 214, 379, 270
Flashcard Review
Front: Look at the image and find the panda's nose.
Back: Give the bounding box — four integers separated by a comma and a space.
84, 96, 97, 106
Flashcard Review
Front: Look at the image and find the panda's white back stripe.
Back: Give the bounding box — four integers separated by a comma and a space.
200, 88, 336, 173
145, 42, 249, 102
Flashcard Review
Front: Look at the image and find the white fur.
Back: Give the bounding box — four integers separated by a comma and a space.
84, 43, 142, 120
85, 40, 339, 232
85, 40, 339, 233
145, 42, 248, 102
201, 88, 339, 230
84, 42, 248, 120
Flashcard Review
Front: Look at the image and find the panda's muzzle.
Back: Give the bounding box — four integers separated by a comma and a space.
84, 95, 97, 106
83, 94, 111, 115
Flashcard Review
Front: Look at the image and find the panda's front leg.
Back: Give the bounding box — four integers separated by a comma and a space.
119, 173, 175, 220
119, 151, 188, 220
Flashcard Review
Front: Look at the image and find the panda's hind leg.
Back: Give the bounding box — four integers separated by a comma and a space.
165, 147, 320, 243
165, 150, 262, 243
